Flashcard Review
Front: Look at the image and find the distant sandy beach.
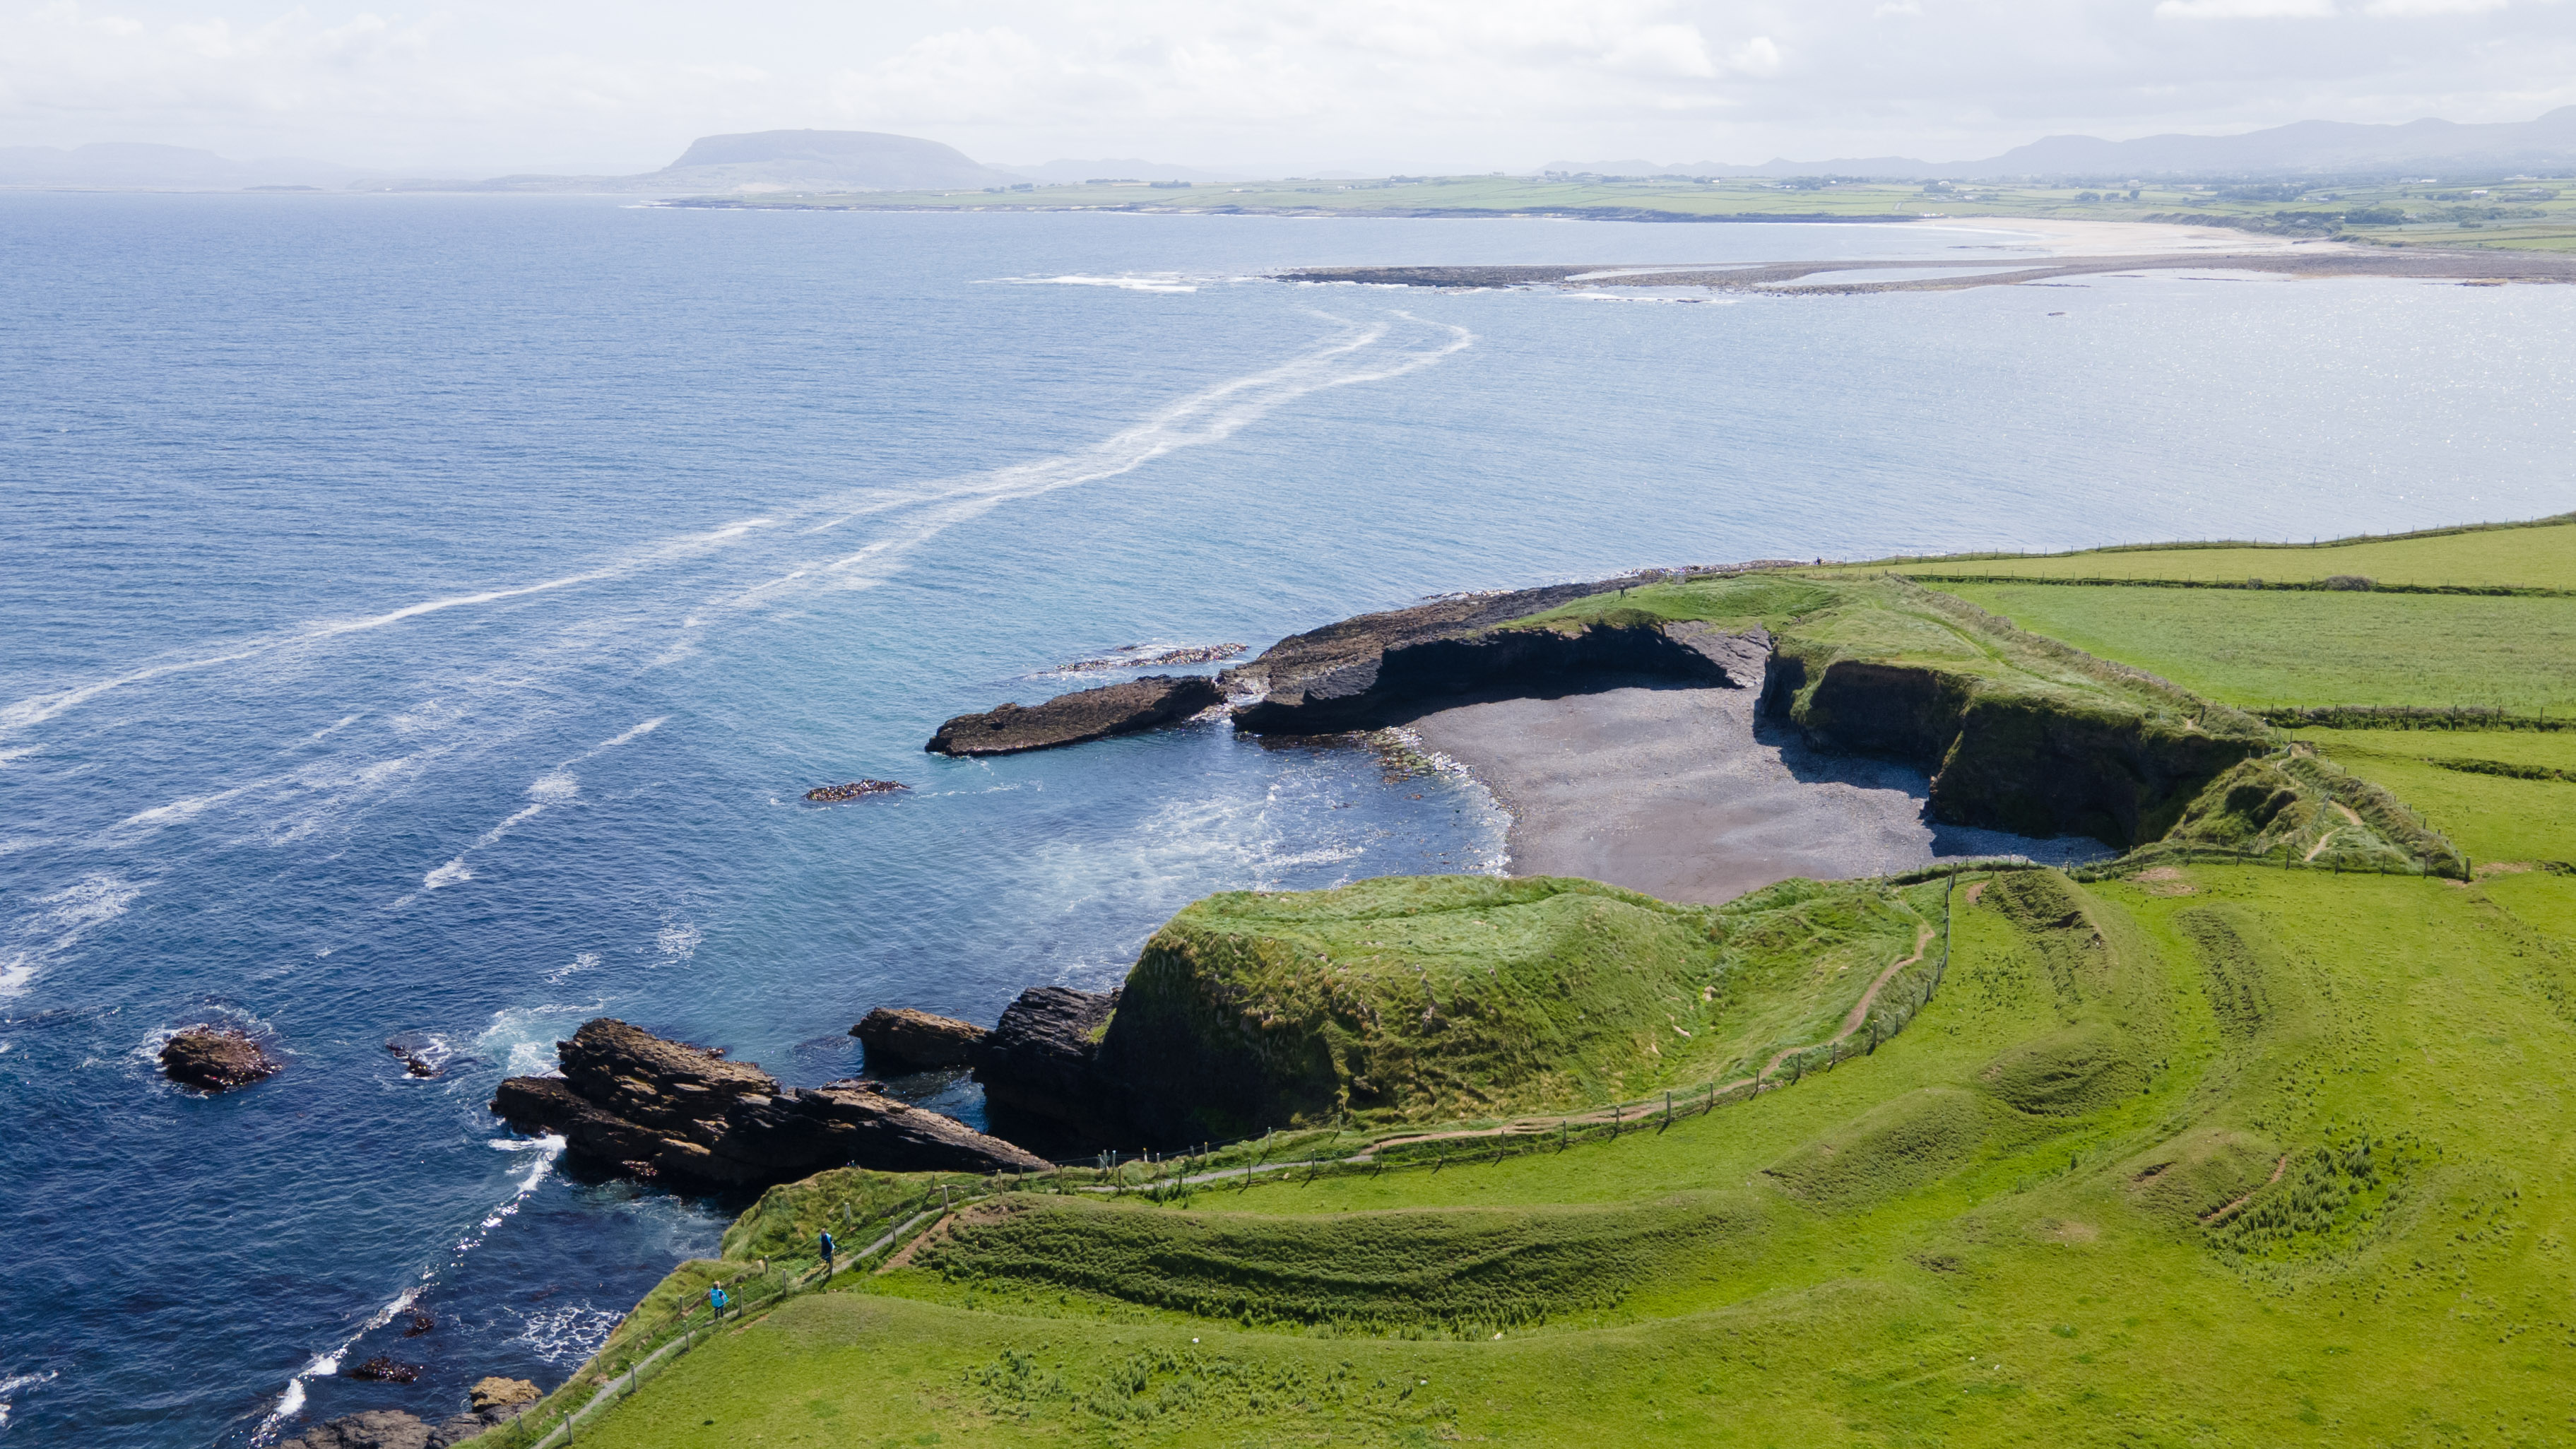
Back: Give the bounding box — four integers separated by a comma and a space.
1909, 215, 2352, 257
1408, 680, 2106, 906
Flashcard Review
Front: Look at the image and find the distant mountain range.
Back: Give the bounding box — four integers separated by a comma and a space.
1550, 107, 2576, 180
13, 109, 2576, 194
0, 130, 1236, 194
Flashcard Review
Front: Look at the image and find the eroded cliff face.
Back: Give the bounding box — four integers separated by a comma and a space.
1227, 583, 1767, 733
1761, 633, 2267, 848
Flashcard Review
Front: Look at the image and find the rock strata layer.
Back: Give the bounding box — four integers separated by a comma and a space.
1222, 576, 1771, 734
491, 1018, 1046, 1183
926, 675, 1223, 756
160, 1027, 280, 1091
972, 986, 1123, 1141
851, 1006, 986, 1070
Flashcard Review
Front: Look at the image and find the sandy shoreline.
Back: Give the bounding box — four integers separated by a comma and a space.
1906, 215, 2351, 257
1407, 678, 2106, 906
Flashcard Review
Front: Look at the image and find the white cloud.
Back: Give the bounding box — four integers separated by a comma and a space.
2154, 0, 2339, 18
0, 0, 2569, 175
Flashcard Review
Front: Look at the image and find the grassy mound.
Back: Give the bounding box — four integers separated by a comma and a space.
904, 1192, 1761, 1332
1101, 873, 1941, 1140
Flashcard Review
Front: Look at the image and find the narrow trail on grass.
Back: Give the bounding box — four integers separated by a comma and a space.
2200, 1153, 2291, 1226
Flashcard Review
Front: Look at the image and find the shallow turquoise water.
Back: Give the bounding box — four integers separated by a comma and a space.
1, 194, 2570, 1445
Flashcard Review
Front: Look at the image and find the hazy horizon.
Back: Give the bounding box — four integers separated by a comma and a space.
6, 0, 2572, 179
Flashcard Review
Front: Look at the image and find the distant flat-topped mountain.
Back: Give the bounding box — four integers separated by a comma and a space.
1552, 105, 2576, 181
423, 129, 1015, 194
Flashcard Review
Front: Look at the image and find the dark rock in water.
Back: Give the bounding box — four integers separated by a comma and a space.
851, 1006, 986, 1071
926, 675, 1224, 756
278, 1409, 432, 1449
972, 986, 1123, 1140
401, 1308, 435, 1337
384, 1035, 447, 1079
347, 1354, 421, 1384
1220, 574, 1777, 734
160, 1027, 280, 1092
805, 779, 909, 802
490, 1018, 1048, 1183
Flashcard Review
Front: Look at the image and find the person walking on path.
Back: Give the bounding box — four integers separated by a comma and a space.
819, 1229, 837, 1274
709, 1283, 728, 1320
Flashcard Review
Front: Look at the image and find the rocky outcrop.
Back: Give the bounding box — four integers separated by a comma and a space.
971, 986, 1124, 1141
1222, 579, 1771, 733
347, 1355, 420, 1383
851, 1007, 986, 1071
277, 1397, 538, 1449
160, 1028, 280, 1091
469, 1377, 541, 1413
278, 1410, 431, 1449
805, 779, 907, 802
926, 675, 1224, 756
491, 1018, 1046, 1183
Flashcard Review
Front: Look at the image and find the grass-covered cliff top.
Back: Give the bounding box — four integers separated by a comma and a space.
1104, 873, 1937, 1133
1507, 572, 2260, 732
1845, 511, 2576, 591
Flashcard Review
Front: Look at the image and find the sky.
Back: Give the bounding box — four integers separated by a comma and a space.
5, 0, 2572, 175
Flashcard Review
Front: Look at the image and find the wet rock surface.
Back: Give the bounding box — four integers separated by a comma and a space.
347, 1355, 421, 1384
278, 1409, 432, 1449
851, 1006, 986, 1071
491, 1018, 1047, 1182
277, 1397, 538, 1449
926, 675, 1223, 756
159, 1027, 280, 1092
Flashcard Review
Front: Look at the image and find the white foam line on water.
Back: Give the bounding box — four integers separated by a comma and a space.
252, 1135, 565, 1445
391, 714, 664, 906
721, 311, 1473, 608
0, 519, 773, 737
0, 1369, 57, 1429
0, 873, 142, 998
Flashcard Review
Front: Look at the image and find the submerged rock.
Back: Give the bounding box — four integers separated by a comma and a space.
491, 1018, 1047, 1183
851, 1006, 986, 1071
926, 675, 1224, 756
805, 779, 909, 803
160, 1027, 280, 1092
346, 1355, 421, 1384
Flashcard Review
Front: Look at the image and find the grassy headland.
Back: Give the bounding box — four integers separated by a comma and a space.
464, 515, 2576, 1448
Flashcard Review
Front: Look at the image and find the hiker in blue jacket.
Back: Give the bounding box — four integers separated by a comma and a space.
709, 1283, 728, 1319
820, 1229, 837, 1272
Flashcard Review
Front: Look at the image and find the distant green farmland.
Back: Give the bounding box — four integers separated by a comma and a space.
1940, 583, 2576, 713
1879, 518, 2576, 591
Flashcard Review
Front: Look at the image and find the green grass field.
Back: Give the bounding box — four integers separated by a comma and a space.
468, 516, 2576, 1448
1939, 584, 2576, 713
520, 863, 2576, 1448
1862, 516, 2576, 591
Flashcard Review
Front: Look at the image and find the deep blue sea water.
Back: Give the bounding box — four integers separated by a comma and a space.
1, 194, 2571, 1445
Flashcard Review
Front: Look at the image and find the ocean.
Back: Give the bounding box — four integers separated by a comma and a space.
1, 193, 2570, 1445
